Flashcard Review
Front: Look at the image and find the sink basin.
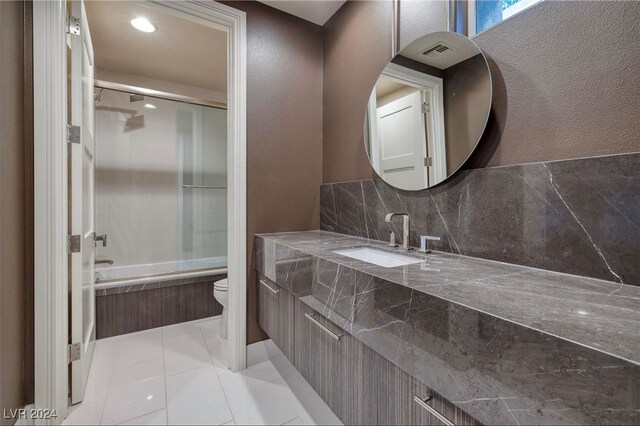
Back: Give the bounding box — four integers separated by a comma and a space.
333, 247, 424, 268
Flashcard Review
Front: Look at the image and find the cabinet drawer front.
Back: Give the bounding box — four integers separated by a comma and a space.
258, 275, 294, 360
294, 299, 346, 419
293, 300, 379, 425
343, 333, 378, 425
376, 354, 480, 426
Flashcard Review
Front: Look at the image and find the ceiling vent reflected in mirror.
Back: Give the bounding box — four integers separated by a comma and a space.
421, 43, 452, 59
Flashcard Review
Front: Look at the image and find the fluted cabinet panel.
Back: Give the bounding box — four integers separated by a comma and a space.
96, 279, 223, 338
294, 299, 346, 419
376, 354, 480, 425
257, 275, 294, 360
292, 298, 379, 425
343, 333, 378, 425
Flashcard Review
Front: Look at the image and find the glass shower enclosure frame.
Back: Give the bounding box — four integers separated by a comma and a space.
93, 81, 228, 283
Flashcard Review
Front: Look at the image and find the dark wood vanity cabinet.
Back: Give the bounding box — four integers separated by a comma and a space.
293, 299, 347, 420
376, 354, 480, 426
257, 275, 294, 360
257, 274, 478, 426
293, 298, 377, 425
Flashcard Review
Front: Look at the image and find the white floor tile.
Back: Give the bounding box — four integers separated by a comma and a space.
283, 417, 305, 425
198, 317, 222, 338
222, 421, 236, 425
109, 357, 164, 390
82, 343, 116, 403
246, 341, 270, 367
66, 326, 338, 426
219, 361, 299, 425
102, 329, 164, 369
163, 332, 213, 376
62, 400, 104, 425
101, 376, 166, 425
247, 340, 288, 368
162, 320, 203, 340
267, 347, 341, 426
203, 334, 228, 375
119, 409, 167, 425
165, 366, 233, 425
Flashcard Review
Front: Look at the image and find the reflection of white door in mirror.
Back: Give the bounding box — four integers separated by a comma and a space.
376, 91, 428, 190
367, 63, 447, 189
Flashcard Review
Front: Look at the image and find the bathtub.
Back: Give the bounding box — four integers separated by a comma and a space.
94, 258, 227, 338
95, 256, 227, 288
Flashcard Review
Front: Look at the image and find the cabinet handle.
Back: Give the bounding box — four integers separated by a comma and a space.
413, 396, 454, 426
305, 313, 342, 341
259, 279, 280, 295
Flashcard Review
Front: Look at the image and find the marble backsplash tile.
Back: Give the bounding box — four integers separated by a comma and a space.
320, 153, 640, 285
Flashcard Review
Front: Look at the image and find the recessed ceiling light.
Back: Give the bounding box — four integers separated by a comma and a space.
144, 103, 156, 109
130, 17, 157, 33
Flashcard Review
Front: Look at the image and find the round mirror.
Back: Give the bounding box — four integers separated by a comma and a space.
364, 31, 492, 190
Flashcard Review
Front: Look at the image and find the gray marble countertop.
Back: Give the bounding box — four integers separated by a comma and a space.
257, 230, 640, 366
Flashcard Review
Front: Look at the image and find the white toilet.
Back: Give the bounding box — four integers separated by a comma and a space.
213, 278, 228, 339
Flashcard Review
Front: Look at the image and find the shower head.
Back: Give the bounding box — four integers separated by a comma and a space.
124, 115, 145, 132
129, 94, 145, 103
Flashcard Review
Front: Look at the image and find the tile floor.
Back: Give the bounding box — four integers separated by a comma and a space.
63, 317, 341, 425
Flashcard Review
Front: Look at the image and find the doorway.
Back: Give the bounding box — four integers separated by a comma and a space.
33, 1, 246, 421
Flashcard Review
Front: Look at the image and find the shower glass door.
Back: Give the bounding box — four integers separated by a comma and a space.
177, 102, 228, 271
94, 88, 227, 281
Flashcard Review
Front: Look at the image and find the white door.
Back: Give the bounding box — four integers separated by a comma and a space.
376, 90, 428, 190
69, 0, 96, 404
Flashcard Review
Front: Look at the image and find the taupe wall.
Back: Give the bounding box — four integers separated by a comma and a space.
1, 0, 32, 416
323, 0, 640, 182
222, 1, 323, 344
443, 54, 491, 173
323, 0, 447, 183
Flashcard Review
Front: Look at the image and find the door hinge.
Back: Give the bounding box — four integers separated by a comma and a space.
67, 124, 81, 144
67, 235, 81, 254
67, 342, 81, 364
67, 15, 80, 36
424, 157, 433, 167
422, 103, 430, 114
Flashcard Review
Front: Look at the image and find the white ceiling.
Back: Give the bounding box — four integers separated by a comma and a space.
85, 1, 227, 93
258, 0, 347, 25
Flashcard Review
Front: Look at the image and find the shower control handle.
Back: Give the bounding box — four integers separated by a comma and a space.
94, 233, 107, 248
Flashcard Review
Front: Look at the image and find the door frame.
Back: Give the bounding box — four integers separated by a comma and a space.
33, 0, 247, 420
368, 62, 447, 184
33, 0, 68, 420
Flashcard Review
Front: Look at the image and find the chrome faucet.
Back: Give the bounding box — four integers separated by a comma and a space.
385, 212, 411, 250
95, 258, 114, 265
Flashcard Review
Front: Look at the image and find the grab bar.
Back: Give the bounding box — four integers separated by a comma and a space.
182, 185, 227, 189
305, 313, 342, 341
259, 279, 280, 295
413, 396, 454, 426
